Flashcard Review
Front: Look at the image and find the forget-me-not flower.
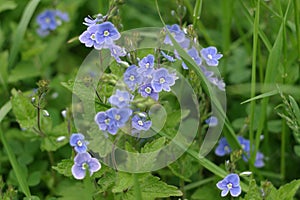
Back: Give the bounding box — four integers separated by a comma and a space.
132, 114, 152, 131
94, 21, 120, 48
71, 152, 101, 180
106, 108, 132, 128
200, 46, 223, 66
216, 173, 241, 197
124, 65, 143, 91
161, 51, 176, 62
108, 89, 132, 108
137, 54, 155, 75
138, 83, 159, 101
94, 111, 118, 135
151, 68, 177, 92
79, 25, 103, 50
164, 24, 185, 45
109, 44, 126, 63
69, 133, 88, 153
205, 116, 218, 127
215, 137, 231, 156
187, 47, 202, 66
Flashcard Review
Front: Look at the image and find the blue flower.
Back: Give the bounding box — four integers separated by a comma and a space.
237, 136, 250, 152
69, 133, 88, 153
187, 47, 202, 66
36, 9, 69, 36
205, 116, 218, 127
215, 137, 231, 156
132, 114, 152, 131
174, 50, 188, 70
216, 173, 241, 197
108, 89, 132, 108
137, 54, 155, 75
94, 111, 118, 135
254, 152, 265, 168
83, 14, 103, 26
164, 24, 185, 45
151, 68, 177, 92
200, 46, 223, 66
71, 152, 101, 180
106, 108, 132, 128
124, 65, 143, 91
109, 44, 126, 63
138, 83, 159, 101
95, 21, 120, 48
161, 51, 176, 62
79, 24, 103, 50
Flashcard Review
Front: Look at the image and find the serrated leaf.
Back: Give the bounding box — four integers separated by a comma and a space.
113, 173, 182, 200
11, 89, 36, 129
52, 159, 73, 177
141, 137, 165, 153
243, 179, 262, 200
277, 179, 300, 200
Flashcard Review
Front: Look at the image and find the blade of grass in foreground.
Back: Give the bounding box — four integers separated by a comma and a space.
0, 101, 31, 197
8, 0, 40, 70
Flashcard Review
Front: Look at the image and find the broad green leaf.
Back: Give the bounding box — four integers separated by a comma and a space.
55, 180, 94, 200
40, 122, 68, 151
191, 184, 223, 200
277, 179, 300, 200
52, 159, 73, 177
27, 171, 41, 187
243, 179, 262, 200
8, 61, 40, 83
11, 89, 36, 129
0, 101, 12, 123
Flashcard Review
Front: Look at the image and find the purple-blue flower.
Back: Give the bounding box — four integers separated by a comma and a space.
237, 136, 250, 152
215, 137, 231, 156
138, 83, 159, 101
132, 114, 152, 131
151, 68, 177, 92
94, 21, 120, 48
94, 111, 118, 135
36, 9, 69, 36
174, 50, 188, 70
216, 173, 241, 197
83, 14, 103, 26
205, 116, 218, 127
79, 25, 103, 50
109, 44, 126, 62
137, 54, 155, 75
71, 152, 101, 180
200, 46, 223, 66
124, 65, 143, 91
187, 47, 202, 66
106, 108, 132, 128
164, 24, 185, 45
161, 51, 176, 62
108, 89, 133, 108
69, 133, 88, 153
254, 152, 265, 168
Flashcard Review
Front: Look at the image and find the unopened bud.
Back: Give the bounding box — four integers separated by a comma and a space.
42, 109, 50, 117
61, 110, 67, 118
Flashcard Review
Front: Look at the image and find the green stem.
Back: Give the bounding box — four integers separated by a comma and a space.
183, 177, 215, 191
133, 173, 142, 200
294, 0, 300, 68
193, 0, 202, 26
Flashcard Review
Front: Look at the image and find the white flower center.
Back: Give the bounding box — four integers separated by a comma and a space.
129, 75, 135, 81
115, 114, 121, 120
145, 87, 152, 94
104, 118, 110, 125
145, 63, 150, 68
224, 146, 229, 152
81, 162, 88, 170
90, 34, 96, 40
207, 54, 213, 59
159, 77, 166, 84
118, 97, 124, 102
77, 140, 83, 147
138, 120, 144, 126
104, 30, 110, 36
227, 183, 233, 189
241, 144, 245, 150
45, 17, 51, 23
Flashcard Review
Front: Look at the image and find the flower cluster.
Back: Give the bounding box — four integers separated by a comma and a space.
95, 54, 177, 136
161, 24, 225, 91
79, 15, 126, 62
216, 173, 241, 197
36, 9, 69, 37
69, 133, 101, 179
215, 136, 265, 168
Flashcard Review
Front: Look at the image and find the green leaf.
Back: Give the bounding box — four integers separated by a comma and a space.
191, 184, 223, 200
0, 51, 8, 89
113, 173, 182, 200
40, 122, 68, 151
277, 179, 300, 200
294, 145, 300, 157
23, 196, 40, 200
8, 61, 40, 83
243, 179, 262, 200
0, 0, 17, 13
289, 95, 300, 125
27, 171, 41, 187
11, 89, 36, 129
52, 159, 73, 177
0, 101, 12, 123
55, 180, 94, 200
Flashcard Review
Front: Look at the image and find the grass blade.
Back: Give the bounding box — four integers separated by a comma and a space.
193, 0, 202, 26
241, 90, 278, 104
8, 0, 40, 70
0, 101, 11, 123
